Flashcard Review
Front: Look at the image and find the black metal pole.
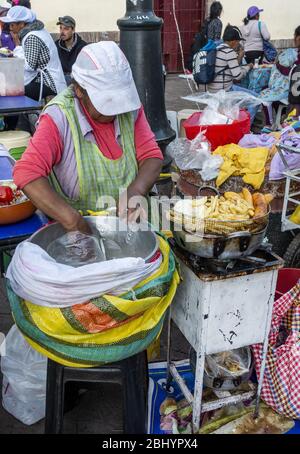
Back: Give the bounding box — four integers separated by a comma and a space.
118, 0, 175, 167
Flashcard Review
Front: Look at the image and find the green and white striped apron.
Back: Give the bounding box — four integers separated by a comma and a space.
47, 88, 138, 213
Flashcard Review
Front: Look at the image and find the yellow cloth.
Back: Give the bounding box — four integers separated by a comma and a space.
289, 206, 300, 225
213, 144, 269, 189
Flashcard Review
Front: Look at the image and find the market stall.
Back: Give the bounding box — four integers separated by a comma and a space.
155, 89, 300, 433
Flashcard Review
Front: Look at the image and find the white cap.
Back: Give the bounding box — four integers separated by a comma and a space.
72, 41, 141, 116
1, 5, 36, 23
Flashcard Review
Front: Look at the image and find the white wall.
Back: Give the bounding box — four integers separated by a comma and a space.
30, 0, 125, 33
31, 0, 299, 40
220, 0, 299, 40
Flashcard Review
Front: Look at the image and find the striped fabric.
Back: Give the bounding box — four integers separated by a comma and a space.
252, 283, 300, 419
7, 236, 180, 368
47, 88, 138, 213
208, 44, 250, 93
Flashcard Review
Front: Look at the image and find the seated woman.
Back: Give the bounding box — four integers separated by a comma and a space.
260, 48, 298, 103
8, 42, 179, 370
1, 5, 66, 100
13, 41, 164, 232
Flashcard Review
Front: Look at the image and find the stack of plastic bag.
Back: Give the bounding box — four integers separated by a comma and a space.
1, 325, 47, 425
167, 131, 223, 181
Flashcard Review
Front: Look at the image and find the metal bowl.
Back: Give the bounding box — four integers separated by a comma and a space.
29, 216, 159, 264
173, 227, 268, 260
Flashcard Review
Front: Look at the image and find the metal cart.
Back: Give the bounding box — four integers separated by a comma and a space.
278, 144, 300, 266
165, 252, 283, 433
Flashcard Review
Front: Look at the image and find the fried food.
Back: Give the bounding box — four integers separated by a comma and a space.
169, 190, 269, 235
241, 188, 254, 209
253, 193, 268, 217
264, 193, 274, 205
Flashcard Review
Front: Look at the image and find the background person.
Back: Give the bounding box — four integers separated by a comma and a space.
1, 5, 66, 100
186, 1, 223, 72
241, 5, 271, 65
55, 16, 87, 85
0, 0, 30, 50
9, 0, 31, 6
207, 25, 253, 93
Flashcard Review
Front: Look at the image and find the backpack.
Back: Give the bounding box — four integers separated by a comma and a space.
192, 42, 227, 86
289, 64, 300, 105
258, 21, 277, 63
186, 20, 210, 72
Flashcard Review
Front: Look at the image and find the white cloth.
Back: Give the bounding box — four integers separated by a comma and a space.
6, 241, 162, 308
1, 5, 36, 23
72, 41, 141, 116
13, 29, 67, 95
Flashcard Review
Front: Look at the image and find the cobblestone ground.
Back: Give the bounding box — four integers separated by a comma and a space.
0, 74, 192, 434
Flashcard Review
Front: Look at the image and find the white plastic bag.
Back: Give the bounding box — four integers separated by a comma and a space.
205, 348, 252, 379
199, 108, 233, 125
1, 325, 47, 425
200, 154, 224, 181
183, 90, 263, 122
167, 132, 211, 171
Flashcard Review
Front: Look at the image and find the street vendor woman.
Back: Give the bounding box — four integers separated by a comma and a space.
13, 41, 163, 231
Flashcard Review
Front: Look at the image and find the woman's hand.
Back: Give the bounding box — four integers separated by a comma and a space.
22, 178, 92, 234
118, 158, 162, 223
63, 211, 92, 235
11, 32, 20, 47
118, 189, 147, 224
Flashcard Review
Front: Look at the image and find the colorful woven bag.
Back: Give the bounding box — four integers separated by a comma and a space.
252, 283, 300, 419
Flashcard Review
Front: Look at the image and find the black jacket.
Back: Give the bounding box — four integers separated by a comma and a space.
55, 34, 87, 75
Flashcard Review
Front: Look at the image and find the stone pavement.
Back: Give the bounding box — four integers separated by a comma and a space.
0, 74, 192, 435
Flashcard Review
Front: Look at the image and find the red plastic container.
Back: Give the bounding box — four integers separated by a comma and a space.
183, 110, 251, 151
275, 268, 300, 301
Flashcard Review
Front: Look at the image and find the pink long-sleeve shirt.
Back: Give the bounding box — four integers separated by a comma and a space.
14, 99, 163, 199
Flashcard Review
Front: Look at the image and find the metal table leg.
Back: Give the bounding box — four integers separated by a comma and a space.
166, 308, 173, 391
192, 309, 210, 433
254, 290, 276, 418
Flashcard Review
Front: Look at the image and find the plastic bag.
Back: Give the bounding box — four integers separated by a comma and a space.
183, 90, 263, 122
1, 325, 47, 425
167, 131, 211, 171
200, 154, 224, 181
205, 347, 252, 379
47, 231, 105, 267
199, 108, 234, 125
